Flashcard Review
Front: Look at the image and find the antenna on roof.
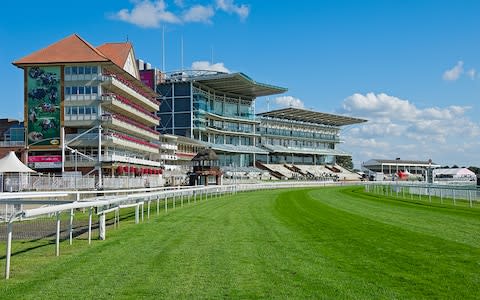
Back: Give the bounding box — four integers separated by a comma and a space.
126, 34, 129, 42
162, 25, 166, 72
181, 35, 184, 71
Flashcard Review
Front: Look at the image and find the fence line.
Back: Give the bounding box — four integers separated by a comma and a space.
2, 180, 359, 279
364, 181, 479, 207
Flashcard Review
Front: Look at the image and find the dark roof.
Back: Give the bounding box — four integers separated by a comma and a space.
257, 107, 367, 126
192, 148, 219, 161
193, 72, 287, 98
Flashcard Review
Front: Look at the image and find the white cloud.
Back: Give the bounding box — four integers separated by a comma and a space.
174, 0, 184, 7
113, 0, 180, 28
467, 68, 476, 80
339, 92, 480, 168
273, 96, 305, 109
111, 0, 250, 27
216, 0, 250, 20
183, 5, 215, 23
191, 61, 230, 73
442, 61, 464, 81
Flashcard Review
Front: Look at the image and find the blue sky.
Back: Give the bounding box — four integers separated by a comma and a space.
1, 0, 480, 168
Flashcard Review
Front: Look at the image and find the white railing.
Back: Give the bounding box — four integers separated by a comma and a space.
1, 180, 361, 279
364, 181, 479, 206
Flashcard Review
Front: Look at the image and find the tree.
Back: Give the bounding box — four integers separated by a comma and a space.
468, 166, 480, 174
336, 156, 354, 170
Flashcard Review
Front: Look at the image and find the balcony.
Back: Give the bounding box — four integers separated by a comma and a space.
102, 94, 159, 126
0, 141, 25, 147
160, 154, 178, 161
103, 132, 159, 154
101, 73, 159, 111
102, 113, 159, 141
158, 143, 178, 151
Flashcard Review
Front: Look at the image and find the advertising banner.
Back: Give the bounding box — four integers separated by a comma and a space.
26, 66, 61, 148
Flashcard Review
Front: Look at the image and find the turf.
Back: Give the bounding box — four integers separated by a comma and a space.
0, 186, 479, 299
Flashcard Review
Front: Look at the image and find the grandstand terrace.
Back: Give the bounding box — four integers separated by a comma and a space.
157, 70, 287, 168
255, 107, 367, 180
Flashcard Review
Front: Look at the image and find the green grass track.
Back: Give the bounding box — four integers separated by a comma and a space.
1, 186, 479, 299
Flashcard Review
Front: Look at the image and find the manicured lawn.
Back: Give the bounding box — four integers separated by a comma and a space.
0, 186, 479, 299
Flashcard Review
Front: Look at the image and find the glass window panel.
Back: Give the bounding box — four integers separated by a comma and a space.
71, 67, 78, 74
85, 66, 91, 74
91, 66, 98, 74
71, 86, 78, 94
78, 107, 85, 114
78, 67, 84, 74
78, 87, 85, 94
65, 87, 71, 95
65, 67, 71, 75
85, 86, 91, 94
92, 86, 98, 94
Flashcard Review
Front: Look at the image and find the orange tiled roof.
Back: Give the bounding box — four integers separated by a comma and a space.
97, 43, 132, 69
14, 34, 109, 65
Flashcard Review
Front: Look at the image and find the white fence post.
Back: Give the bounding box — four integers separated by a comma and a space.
135, 203, 140, 224
69, 208, 74, 245
99, 213, 106, 240
5, 221, 13, 279
88, 207, 93, 244
56, 212, 61, 256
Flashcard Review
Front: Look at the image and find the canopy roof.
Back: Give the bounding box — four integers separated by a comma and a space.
193, 72, 287, 98
364, 159, 440, 167
257, 107, 367, 127
0, 151, 36, 173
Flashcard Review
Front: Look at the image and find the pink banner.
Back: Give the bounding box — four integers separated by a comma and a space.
28, 155, 62, 163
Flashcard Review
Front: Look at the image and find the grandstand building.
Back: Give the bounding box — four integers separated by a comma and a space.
255, 108, 367, 180
157, 70, 287, 168
14, 34, 163, 182
362, 159, 441, 181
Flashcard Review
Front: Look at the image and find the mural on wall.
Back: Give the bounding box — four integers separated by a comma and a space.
26, 66, 61, 148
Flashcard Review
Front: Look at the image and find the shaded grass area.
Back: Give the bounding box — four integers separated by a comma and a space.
0, 187, 479, 299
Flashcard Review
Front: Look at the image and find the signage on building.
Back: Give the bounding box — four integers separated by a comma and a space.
25, 66, 62, 148
28, 155, 62, 169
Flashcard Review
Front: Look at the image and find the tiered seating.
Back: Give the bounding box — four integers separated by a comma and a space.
103, 70, 159, 105
263, 164, 295, 179
333, 164, 362, 180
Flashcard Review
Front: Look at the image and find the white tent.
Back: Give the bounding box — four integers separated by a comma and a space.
434, 168, 475, 179
0, 151, 36, 173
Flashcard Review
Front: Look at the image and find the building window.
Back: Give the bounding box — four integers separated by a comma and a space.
71, 66, 78, 75
65, 87, 71, 95
85, 86, 91, 94
78, 66, 84, 75
78, 86, 85, 94
92, 86, 98, 94
91, 66, 98, 74
71, 86, 78, 94
85, 66, 91, 74
65, 67, 71, 75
